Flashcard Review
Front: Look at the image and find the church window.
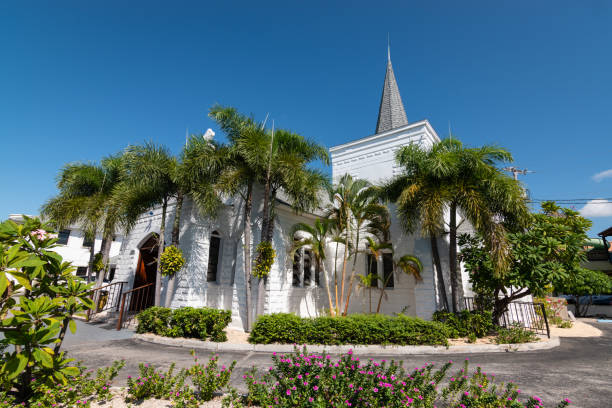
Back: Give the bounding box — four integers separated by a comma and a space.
58, 229, 70, 245
382, 252, 394, 288
303, 250, 312, 286
292, 248, 321, 287
207, 231, 221, 282
292, 250, 301, 287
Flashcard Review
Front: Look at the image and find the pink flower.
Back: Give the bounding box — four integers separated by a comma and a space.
313, 386, 319, 391
286, 390, 291, 395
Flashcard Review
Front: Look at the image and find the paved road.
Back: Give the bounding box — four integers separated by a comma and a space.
64, 320, 612, 408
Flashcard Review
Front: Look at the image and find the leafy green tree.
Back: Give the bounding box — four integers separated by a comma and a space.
0, 217, 93, 402
381, 138, 529, 312
290, 219, 336, 315
556, 267, 612, 317
460, 202, 593, 322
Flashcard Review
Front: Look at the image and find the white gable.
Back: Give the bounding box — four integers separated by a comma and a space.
329, 120, 440, 183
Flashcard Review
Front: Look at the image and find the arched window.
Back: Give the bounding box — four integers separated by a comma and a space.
207, 231, 222, 282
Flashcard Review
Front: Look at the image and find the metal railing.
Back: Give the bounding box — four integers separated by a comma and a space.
86, 281, 127, 321
116, 283, 155, 330
464, 297, 550, 338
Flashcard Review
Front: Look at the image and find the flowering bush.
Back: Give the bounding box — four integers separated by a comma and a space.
244, 347, 572, 407
534, 296, 569, 327
189, 351, 236, 401
249, 313, 452, 346
160, 245, 186, 277
126, 362, 192, 403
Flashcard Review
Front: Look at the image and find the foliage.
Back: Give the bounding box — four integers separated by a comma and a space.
126, 362, 192, 403
0, 360, 124, 407
534, 296, 569, 326
248, 313, 452, 346
494, 324, 540, 344
379, 137, 530, 312
189, 351, 236, 401
460, 202, 592, 322
244, 346, 571, 408
432, 310, 494, 338
135, 306, 231, 342
92, 252, 104, 273
159, 245, 186, 277
555, 267, 612, 317
253, 241, 275, 279
0, 217, 94, 401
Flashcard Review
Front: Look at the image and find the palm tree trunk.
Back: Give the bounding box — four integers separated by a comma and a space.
165, 191, 184, 307
256, 190, 277, 318
94, 235, 113, 308
243, 182, 254, 331
430, 235, 449, 311
339, 223, 349, 314
333, 241, 339, 316
320, 260, 334, 316
376, 273, 393, 314
86, 230, 96, 284
342, 229, 360, 316
449, 202, 460, 313
154, 197, 168, 306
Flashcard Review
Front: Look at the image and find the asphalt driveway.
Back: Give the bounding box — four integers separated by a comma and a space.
64, 320, 612, 407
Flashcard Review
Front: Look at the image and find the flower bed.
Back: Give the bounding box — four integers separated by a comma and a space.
248, 313, 453, 346
136, 306, 232, 342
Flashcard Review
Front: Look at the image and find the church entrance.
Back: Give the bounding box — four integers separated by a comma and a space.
131, 234, 159, 310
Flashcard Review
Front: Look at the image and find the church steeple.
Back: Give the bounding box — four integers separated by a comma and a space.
375, 49, 408, 134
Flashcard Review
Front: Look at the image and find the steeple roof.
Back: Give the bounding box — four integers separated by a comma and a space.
375, 53, 408, 134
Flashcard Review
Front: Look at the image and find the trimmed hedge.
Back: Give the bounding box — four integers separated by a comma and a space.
136, 306, 232, 342
248, 313, 452, 346
432, 310, 494, 338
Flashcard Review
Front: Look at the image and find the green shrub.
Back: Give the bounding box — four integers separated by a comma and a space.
249, 313, 451, 346
136, 306, 173, 335
160, 245, 186, 277
432, 309, 494, 338
244, 346, 572, 408
136, 306, 231, 342
495, 323, 539, 344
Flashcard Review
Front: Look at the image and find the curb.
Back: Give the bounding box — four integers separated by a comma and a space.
133, 333, 560, 355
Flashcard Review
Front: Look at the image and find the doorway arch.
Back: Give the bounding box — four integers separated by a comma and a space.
132, 233, 159, 309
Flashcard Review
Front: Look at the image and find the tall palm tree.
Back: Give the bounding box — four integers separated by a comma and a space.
122, 143, 179, 306
381, 138, 529, 312
290, 219, 335, 315
208, 105, 265, 331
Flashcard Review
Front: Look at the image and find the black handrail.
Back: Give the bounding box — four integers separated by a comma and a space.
86, 281, 127, 321
116, 283, 155, 330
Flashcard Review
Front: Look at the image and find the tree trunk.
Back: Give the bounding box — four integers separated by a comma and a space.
154, 197, 168, 306
320, 260, 335, 316
256, 190, 277, 318
339, 224, 350, 314
430, 235, 449, 311
243, 182, 254, 331
86, 230, 96, 284
333, 241, 339, 316
165, 192, 184, 307
342, 229, 361, 316
94, 235, 113, 308
376, 271, 395, 314
449, 202, 460, 313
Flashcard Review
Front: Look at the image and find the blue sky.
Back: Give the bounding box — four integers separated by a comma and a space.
1, 1, 611, 235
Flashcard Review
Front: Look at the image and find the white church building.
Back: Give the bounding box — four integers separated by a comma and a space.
111, 54, 469, 330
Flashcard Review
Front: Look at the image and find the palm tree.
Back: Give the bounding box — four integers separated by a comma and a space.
121, 143, 179, 306
356, 272, 379, 314
208, 105, 266, 331
290, 219, 335, 315
381, 138, 529, 312
376, 254, 422, 314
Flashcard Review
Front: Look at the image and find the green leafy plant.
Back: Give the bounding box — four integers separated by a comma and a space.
159, 245, 186, 277
432, 310, 494, 338
0, 217, 94, 402
248, 313, 452, 346
189, 351, 236, 401
243, 346, 571, 407
92, 252, 104, 273
135, 306, 231, 342
126, 362, 191, 402
495, 323, 539, 344
253, 241, 275, 279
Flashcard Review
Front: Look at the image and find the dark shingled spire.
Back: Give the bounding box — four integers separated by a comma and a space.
375, 51, 408, 134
